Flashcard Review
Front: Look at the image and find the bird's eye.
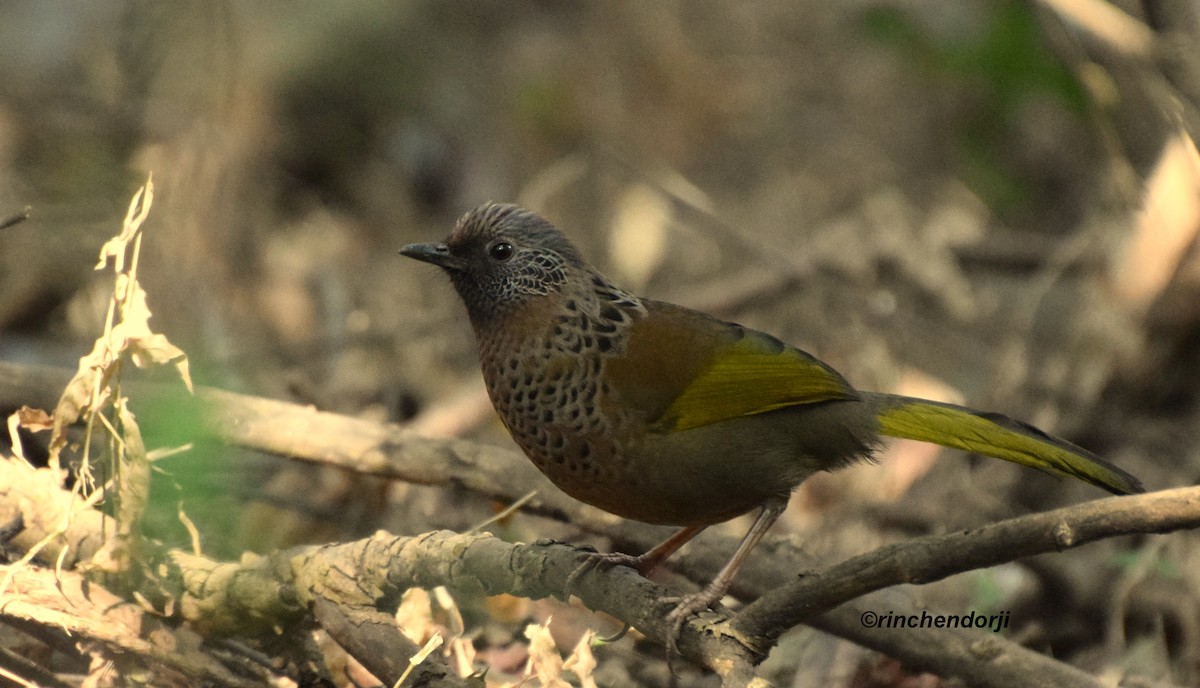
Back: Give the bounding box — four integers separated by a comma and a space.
488, 241, 514, 262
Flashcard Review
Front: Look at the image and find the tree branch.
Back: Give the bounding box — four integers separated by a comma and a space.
732, 487, 1200, 644
0, 564, 263, 687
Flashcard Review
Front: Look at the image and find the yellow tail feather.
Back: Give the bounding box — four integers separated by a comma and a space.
876, 398, 1142, 495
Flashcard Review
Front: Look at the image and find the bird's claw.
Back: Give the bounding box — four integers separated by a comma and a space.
597, 621, 632, 644
564, 550, 645, 601
660, 590, 725, 670
564, 551, 645, 647
565, 548, 724, 668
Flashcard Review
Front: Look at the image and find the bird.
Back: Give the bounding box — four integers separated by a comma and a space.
401, 202, 1143, 640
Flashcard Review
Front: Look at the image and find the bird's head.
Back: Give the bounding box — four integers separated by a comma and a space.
401, 203, 590, 324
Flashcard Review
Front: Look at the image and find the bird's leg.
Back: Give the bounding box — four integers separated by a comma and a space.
664, 497, 787, 658
565, 524, 707, 600
622, 524, 708, 575
565, 525, 708, 643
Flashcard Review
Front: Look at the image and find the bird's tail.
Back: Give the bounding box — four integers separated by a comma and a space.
871, 394, 1143, 495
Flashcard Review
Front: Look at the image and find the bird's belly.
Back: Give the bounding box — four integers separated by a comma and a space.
523, 403, 873, 525
524, 407, 868, 526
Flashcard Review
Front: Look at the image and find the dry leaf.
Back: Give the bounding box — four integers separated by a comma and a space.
396, 588, 435, 644
562, 631, 598, 688
112, 274, 193, 391
524, 619, 569, 688
432, 585, 465, 637
15, 406, 53, 432
609, 184, 671, 291
1116, 130, 1200, 313
48, 337, 117, 464
448, 636, 477, 679
9, 407, 54, 462
48, 175, 191, 465
1040, 0, 1155, 57
113, 396, 150, 541
95, 177, 154, 273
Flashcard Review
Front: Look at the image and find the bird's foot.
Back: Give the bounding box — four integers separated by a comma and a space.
564, 550, 648, 644
582, 549, 651, 573
564, 549, 654, 601
661, 586, 727, 666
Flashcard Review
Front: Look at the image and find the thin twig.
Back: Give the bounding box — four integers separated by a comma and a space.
0, 206, 30, 231
470, 489, 538, 532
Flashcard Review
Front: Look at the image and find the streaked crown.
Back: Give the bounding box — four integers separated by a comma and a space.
438, 204, 589, 322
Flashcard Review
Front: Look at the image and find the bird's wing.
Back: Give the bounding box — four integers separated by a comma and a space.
604, 300, 859, 433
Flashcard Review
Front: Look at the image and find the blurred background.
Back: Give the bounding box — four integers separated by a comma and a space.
1, 0, 1198, 685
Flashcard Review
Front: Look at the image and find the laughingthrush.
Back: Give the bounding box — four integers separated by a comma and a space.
401, 203, 1143, 632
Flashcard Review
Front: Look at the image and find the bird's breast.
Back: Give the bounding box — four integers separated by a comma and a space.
479, 326, 639, 475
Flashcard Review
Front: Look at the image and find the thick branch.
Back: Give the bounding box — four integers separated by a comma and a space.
165, 529, 761, 682
0, 564, 262, 687
733, 487, 1200, 643
311, 598, 466, 688
0, 459, 106, 568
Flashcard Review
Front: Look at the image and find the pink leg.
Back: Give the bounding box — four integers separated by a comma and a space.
665, 497, 787, 656
625, 524, 707, 575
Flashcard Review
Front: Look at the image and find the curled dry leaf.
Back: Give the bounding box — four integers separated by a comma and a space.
395, 588, 436, 645
113, 396, 150, 541
1116, 130, 1200, 313
10, 407, 53, 463
48, 176, 191, 465
561, 630, 598, 688
112, 274, 192, 392
432, 585, 465, 637
95, 177, 154, 273
48, 338, 117, 464
15, 406, 54, 432
523, 619, 569, 688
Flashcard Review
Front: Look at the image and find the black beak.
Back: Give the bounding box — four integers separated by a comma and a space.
399, 242, 460, 270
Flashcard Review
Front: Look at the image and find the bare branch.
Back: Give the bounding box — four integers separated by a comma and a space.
733, 487, 1200, 642
0, 564, 262, 687
311, 598, 468, 688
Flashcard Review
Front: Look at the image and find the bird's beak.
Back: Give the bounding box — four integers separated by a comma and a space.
399, 242, 461, 270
